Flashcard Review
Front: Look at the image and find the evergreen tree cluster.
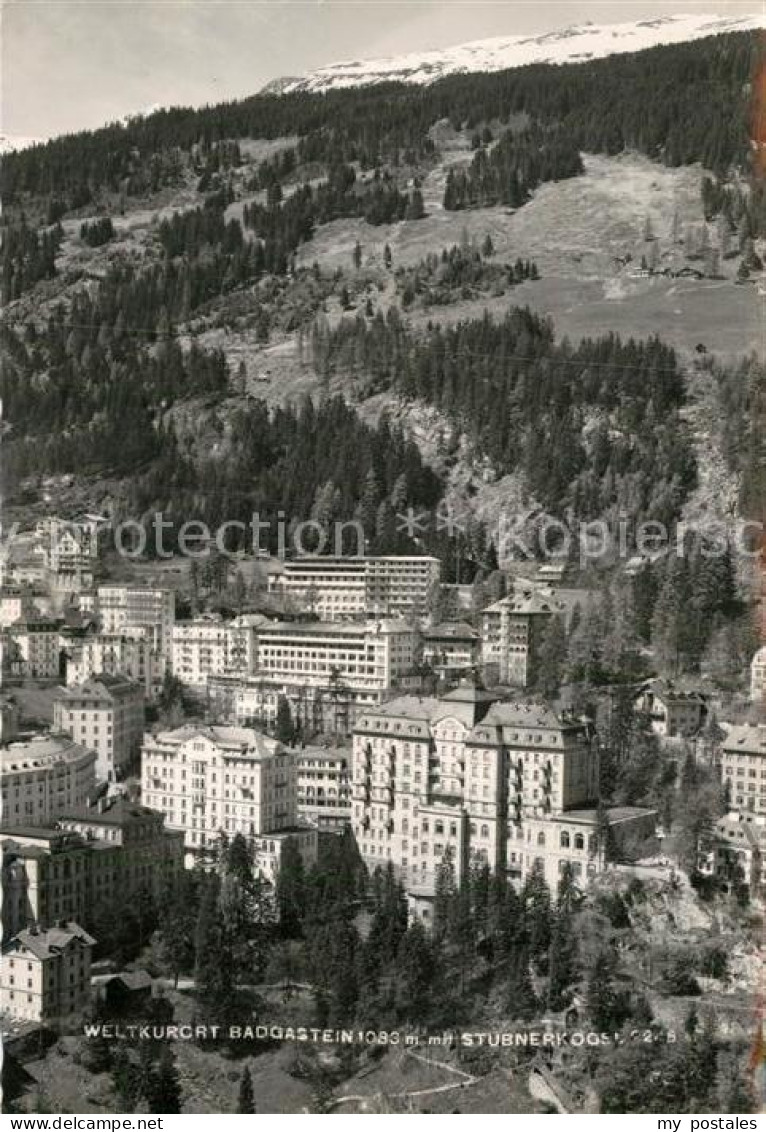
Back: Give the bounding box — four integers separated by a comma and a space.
1, 296, 229, 482
80, 216, 115, 247
444, 124, 584, 210
312, 307, 696, 526
397, 242, 538, 309
123, 393, 443, 557
1, 217, 62, 302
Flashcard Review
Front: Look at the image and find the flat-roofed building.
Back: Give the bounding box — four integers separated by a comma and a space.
297, 747, 352, 830
1, 734, 96, 827
96, 584, 175, 662
422, 622, 479, 679
210, 618, 419, 735
3, 619, 61, 679
268, 556, 441, 620
53, 676, 144, 783
171, 615, 262, 696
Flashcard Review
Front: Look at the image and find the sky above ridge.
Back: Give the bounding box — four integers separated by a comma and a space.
2, 0, 760, 141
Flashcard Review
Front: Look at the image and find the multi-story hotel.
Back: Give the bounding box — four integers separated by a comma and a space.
171, 615, 261, 696
721, 723, 766, 815
140, 724, 316, 873
352, 682, 655, 913
96, 584, 176, 662
1, 734, 96, 827
209, 619, 420, 733
1, 920, 95, 1024
64, 630, 159, 698
3, 618, 61, 679
634, 679, 708, 739
297, 746, 352, 830
1, 807, 184, 938
480, 588, 564, 686
268, 556, 441, 620
53, 676, 145, 783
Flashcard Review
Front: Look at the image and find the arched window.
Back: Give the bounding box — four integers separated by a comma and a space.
537, 831, 546, 846
435, 821, 444, 835
481, 824, 489, 838
469, 822, 477, 835
574, 833, 585, 851
560, 831, 570, 848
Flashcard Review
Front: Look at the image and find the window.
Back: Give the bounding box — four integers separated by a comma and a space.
560, 831, 570, 848
537, 831, 546, 847
574, 834, 585, 851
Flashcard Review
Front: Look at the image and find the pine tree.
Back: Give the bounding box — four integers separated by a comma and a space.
432, 847, 458, 944
522, 860, 552, 967
275, 696, 295, 745
276, 836, 306, 937
147, 1049, 183, 1114
506, 947, 538, 1021
237, 1066, 256, 1113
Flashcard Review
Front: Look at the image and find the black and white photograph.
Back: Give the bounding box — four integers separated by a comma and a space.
1, 0, 765, 1118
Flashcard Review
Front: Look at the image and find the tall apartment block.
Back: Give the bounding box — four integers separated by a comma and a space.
268, 556, 441, 620
480, 588, 564, 686
96, 584, 176, 661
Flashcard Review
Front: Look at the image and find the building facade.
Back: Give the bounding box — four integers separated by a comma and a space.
421, 622, 479, 679
64, 631, 159, 698
750, 647, 766, 704
480, 589, 564, 686
1, 921, 95, 1024
209, 619, 420, 734
140, 724, 301, 860
721, 724, 766, 815
96, 584, 176, 662
1, 811, 184, 939
352, 684, 653, 915
635, 680, 708, 738
3, 619, 61, 679
171, 616, 261, 696
268, 556, 441, 620
53, 676, 145, 783
1, 734, 96, 827
297, 747, 352, 830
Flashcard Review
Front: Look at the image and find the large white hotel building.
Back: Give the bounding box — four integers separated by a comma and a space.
351, 682, 655, 914
209, 618, 419, 732
267, 556, 441, 620
140, 724, 317, 875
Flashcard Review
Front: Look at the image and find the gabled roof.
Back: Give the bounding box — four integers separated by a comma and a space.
6, 922, 95, 960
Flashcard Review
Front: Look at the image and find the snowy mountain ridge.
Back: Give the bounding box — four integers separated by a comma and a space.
261, 13, 764, 95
